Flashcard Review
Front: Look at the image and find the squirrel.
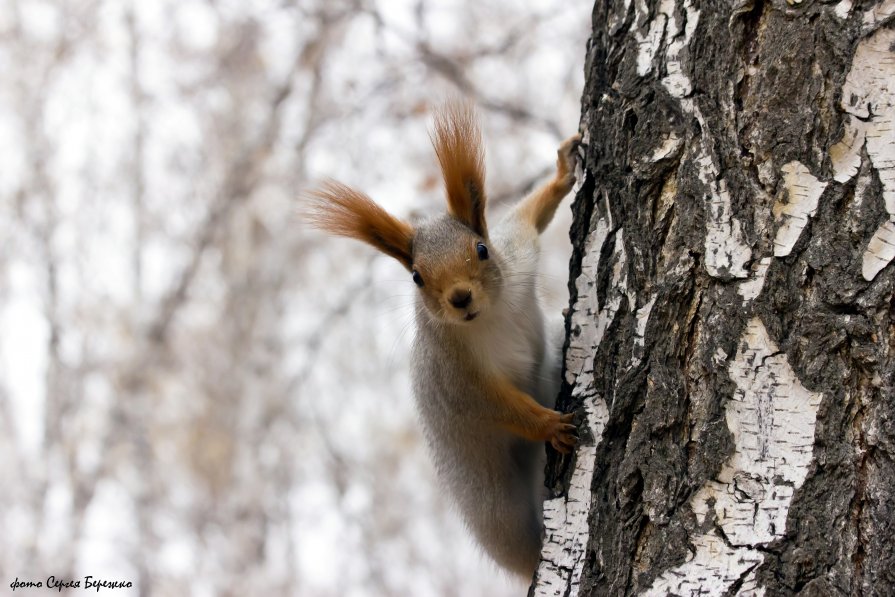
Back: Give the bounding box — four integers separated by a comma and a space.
306, 101, 580, 579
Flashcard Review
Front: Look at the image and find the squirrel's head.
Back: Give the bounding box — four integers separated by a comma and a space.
407, 216, 501, 324
306, 102, 500, 325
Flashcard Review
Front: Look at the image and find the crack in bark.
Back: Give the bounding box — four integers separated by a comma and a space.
850, 398, 870, 592
725, 560, 762, 596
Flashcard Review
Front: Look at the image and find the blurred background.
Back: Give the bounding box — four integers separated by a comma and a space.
0, 0, 588, 595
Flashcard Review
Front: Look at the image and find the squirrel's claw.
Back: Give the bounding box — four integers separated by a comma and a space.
558, 134, 581, 158
548, 412, 579, 454
556, 134, 581, 189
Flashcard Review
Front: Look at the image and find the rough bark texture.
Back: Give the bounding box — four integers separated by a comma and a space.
533, 1, 895, 596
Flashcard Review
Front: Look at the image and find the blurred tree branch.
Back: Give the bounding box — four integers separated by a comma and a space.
0, 1, 586, 594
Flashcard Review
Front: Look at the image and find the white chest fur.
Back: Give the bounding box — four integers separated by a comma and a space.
460, 263, 544, 388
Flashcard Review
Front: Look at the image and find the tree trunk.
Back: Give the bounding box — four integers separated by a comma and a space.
532, 1, 895, 595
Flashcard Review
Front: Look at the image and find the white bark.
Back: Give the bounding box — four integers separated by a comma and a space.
646, 318, 822, 596
535, 199, 619, 596
830, 26, 895, 281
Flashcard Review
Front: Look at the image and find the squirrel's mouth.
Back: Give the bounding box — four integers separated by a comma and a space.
464, 312, 479, 321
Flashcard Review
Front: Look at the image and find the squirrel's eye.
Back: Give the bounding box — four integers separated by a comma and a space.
412, 270, 424, 287
476, 242, 489, 261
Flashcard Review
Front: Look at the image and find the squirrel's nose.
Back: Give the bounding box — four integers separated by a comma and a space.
449, 289, 473, 309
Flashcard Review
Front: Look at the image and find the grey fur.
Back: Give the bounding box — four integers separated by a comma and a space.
411, 208, 561, 577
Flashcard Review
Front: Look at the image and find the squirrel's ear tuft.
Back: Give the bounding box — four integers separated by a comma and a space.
431, 101, 487, 238
304, 180, 415, 270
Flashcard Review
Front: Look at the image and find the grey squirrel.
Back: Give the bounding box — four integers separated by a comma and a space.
307, 102, 580, 578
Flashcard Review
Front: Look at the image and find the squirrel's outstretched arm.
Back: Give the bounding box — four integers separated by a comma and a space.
517, 134, 581, 233
485, 375, 577, 453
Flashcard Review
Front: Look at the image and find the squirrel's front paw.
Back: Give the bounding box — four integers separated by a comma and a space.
545, 411, 578, 454
556, 134, 581, 189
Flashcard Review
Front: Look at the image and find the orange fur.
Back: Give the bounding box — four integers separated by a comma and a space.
486, 376, 577, 453
517, 179, 571, 234
431, 102, 488, 237
518, 134, 580, 233
305, 180, 415, 269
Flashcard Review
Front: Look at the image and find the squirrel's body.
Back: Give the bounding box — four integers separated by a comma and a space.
307, 102, 579, 579
412, 211, 557, 574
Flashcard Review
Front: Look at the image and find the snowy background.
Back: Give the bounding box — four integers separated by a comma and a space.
0, 0, 589, 594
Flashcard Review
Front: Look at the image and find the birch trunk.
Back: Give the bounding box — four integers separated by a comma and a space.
533, 1, 895, 595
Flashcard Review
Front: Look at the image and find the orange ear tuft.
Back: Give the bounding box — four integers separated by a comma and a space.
431, 101, 488, 237
304, 180, 415, 270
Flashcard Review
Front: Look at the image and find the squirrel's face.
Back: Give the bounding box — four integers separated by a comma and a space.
411, 217, 502, 325
307, 103, 501, 324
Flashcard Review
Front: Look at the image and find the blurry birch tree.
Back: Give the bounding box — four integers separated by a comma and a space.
0, 0, 587, 595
